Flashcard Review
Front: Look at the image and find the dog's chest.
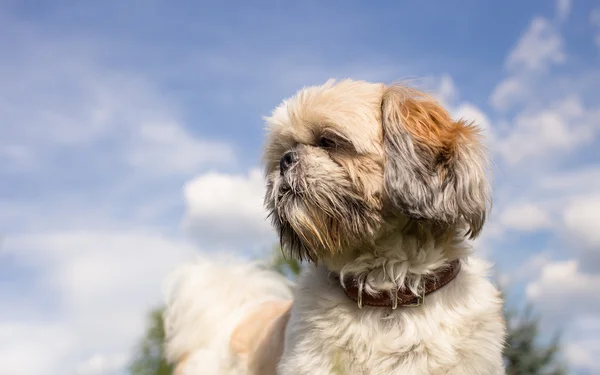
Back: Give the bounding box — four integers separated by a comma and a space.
277, 262, 506, 375
279, 304, 452, 375
278, 274, 454, 374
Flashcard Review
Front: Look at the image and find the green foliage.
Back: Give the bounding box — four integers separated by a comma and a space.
269, 245, 302, 277
127, 246, 568, 375
128, 307, 174, 375
503, 305, 567, 375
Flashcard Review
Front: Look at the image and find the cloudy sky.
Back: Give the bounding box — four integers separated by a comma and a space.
1, 0, 599, 374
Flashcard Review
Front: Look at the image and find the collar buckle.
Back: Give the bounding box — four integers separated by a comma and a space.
402, 293, 424, 307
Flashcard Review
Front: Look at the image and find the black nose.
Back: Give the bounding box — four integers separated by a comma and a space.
280, 151, 297, 175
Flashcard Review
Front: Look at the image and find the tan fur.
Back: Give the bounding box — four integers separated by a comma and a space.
264, 80, 486, 263
230, 300, 292, 375
172, 353, 188, 375
383, 85, 482, 159
263, 80, 388, 259
164, 79, 504, 375
262, 80, 385, 174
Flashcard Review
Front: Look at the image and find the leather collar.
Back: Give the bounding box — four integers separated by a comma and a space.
336, 259, 461, 309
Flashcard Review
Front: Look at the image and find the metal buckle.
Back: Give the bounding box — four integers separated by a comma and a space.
403, 292, 424, 307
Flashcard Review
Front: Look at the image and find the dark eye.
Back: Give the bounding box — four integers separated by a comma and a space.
318, 137, 337, 149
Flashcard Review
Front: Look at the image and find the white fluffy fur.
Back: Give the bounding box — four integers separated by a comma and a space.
163, 252, 505, 374
163, 255, 293, 374
163, 79, 506, 374
281, 257, 505, 375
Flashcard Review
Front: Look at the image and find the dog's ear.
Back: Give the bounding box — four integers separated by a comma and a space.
381, 85, 490, 238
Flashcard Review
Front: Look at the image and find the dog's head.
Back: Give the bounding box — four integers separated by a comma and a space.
263, 79, 489, 262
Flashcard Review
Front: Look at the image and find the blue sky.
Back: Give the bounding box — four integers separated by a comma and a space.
1, 0, 599, 374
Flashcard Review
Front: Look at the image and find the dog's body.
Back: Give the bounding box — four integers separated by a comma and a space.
163, 79, 507, 374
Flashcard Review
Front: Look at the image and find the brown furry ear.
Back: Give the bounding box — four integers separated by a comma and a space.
381, 85, 490, 238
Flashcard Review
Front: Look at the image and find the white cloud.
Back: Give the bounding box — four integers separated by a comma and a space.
562, 195, 600, 272
563, 194, 600, 247
565, 338, 600, 374
0, 322, 73, 375
539, 166, 600, 194
127, 122, 236, 174
526, 260, 600, 363
0, 19, 249, 375
506, 17, 565, 71
526, 260, 600, 320
489, 77, 528, 111
490, 15, 570, 112
432, 74, 457, 107
499, 253, 552, 289
499, 203, 551, 231
556, 0, 571, 22
75, 353, 128, 375
0, 28, 233, 176
2, 230, 199, 375
526, 260, 600, 374
183, 168, 275, 249
1, 56, 144, 147
565, 316, 600, 373
495, 96, 595, 164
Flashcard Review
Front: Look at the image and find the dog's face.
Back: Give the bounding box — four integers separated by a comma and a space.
263, 79, 489, 262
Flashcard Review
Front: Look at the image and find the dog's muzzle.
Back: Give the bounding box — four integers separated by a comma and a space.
280, 151, 298, 176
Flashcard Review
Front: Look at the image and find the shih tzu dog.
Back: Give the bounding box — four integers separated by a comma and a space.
163, 79, 506, 374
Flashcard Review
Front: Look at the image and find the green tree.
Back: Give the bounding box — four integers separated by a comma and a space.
503, 304, 567, 375
270, 245, 302, 277
128, 307, 174, 375
128, 248, 567, 375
